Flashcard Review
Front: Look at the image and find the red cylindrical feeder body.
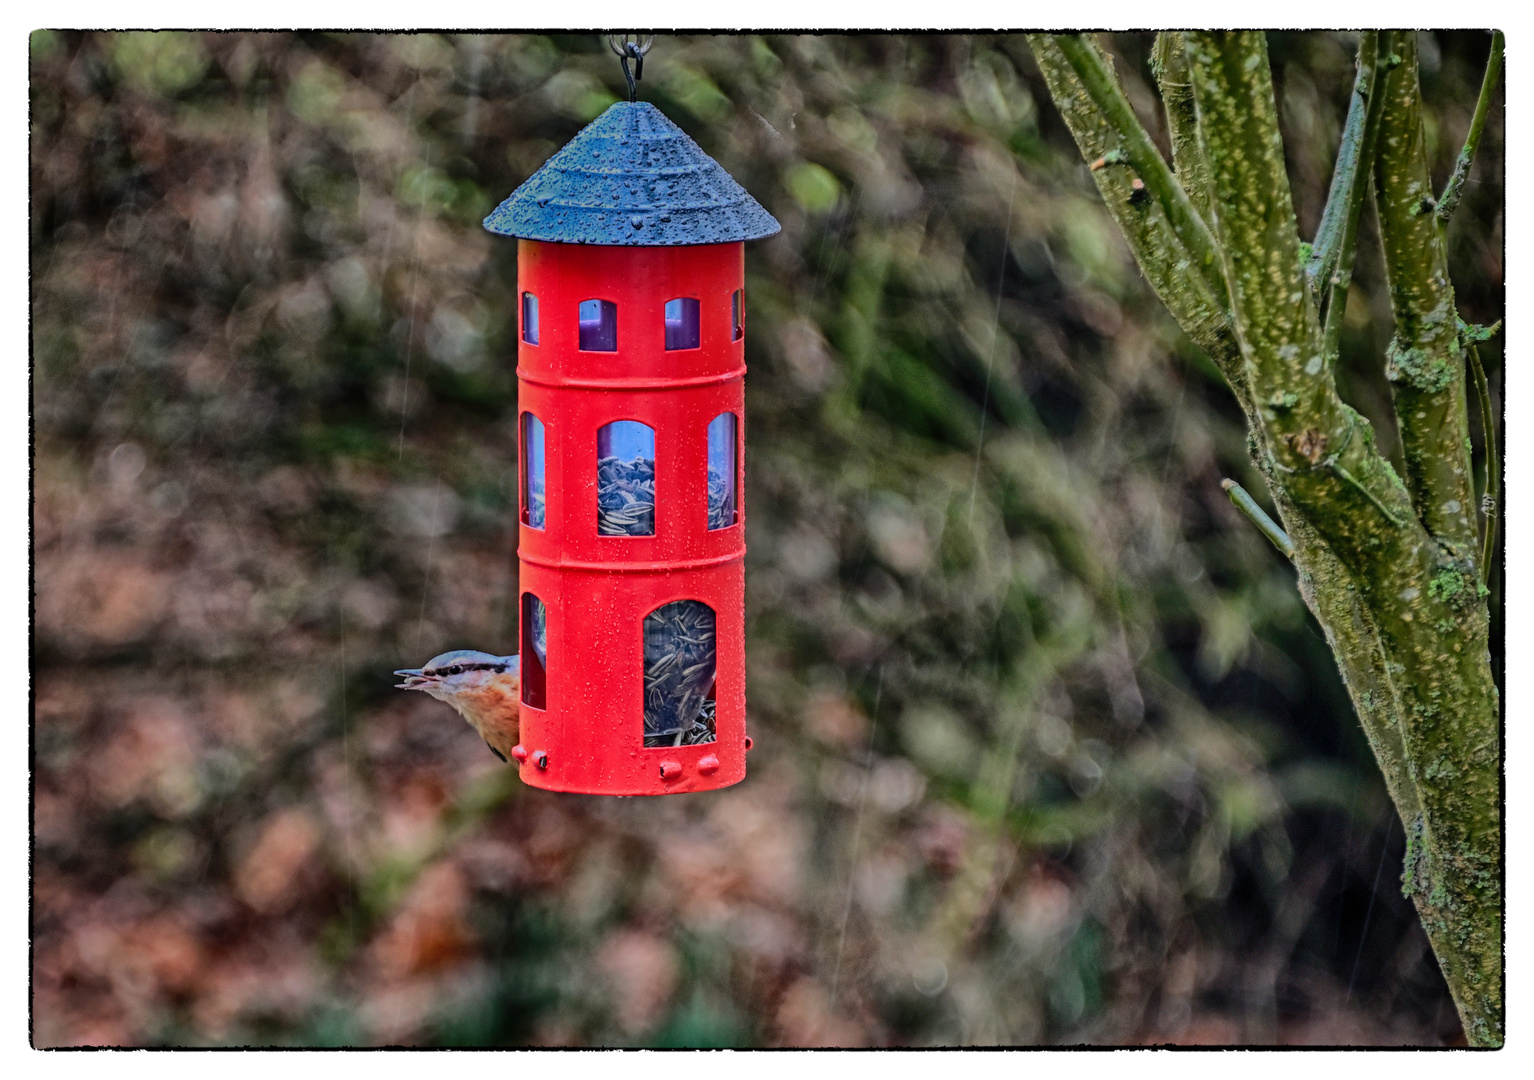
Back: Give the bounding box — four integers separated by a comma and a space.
514, 239, 747, 795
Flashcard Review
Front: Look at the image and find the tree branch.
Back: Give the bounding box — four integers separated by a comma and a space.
1374, 34, 1480, 557
1032, 37, 1438, 843
1181, 31, 1414, 547
1026, 34, 1246, 407
1029, 30, 1500, 1044
1185, 31, 1500, 1044
1307, 32, 1380, 298
1152, 32, 1212, 221
1437, 30, 1504, 225
1320, 32, 1391, 369
1030, 36, 1433, 842
1052, 34, 1230, 314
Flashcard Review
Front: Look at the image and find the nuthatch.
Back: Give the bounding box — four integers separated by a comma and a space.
394, 650, 521, 763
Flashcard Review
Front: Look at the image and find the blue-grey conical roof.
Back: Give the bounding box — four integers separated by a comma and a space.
483, 101, 780, 246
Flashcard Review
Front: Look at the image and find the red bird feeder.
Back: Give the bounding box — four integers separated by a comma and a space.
483, 95, 779, 795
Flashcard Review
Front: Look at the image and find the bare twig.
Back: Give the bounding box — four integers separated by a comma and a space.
1320, 32, 1391, 369
1437, 30, 1504, 225
1328, 460, 1405, 528
1221, 479, 1294, 559
1308, 32, 1380, 297
1468, 344, 1498, 583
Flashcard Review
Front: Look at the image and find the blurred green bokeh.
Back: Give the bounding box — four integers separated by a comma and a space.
31, 32, 1500, 1047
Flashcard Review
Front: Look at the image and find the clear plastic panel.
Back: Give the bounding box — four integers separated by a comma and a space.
731, 289, 743, 341
664, 297, 700, 350
522, 292, 539, 345
707, 412, 737, 531
643, 600, 717, 748
522, 413, 545, 529
578, 298, 617, 351
521, 593, 547, 709
597, 421, 655, 536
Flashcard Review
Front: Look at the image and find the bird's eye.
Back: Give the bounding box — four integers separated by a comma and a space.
448, 665, 462, 676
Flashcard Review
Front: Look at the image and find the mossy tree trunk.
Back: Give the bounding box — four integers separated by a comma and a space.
1027, 31, 1501, 1046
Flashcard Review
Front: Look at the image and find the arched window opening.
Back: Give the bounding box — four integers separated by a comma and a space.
578, 298, 617, 351
597, 421, 655, 536
731, 289, 744, 341
664, 297, 700, 350
521, 593, 548, 709
522, 292, 539, 345
707, 412, 737, 531
643, 600, 716, 748
522, 412, 546, 530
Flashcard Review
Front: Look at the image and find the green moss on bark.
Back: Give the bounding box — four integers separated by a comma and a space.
1386, 337, 1455, 393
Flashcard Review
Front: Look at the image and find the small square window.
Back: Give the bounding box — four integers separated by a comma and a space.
579, 299, 617, 351
731, 289, 743, 342
664, 298, 700, 351
522, 292, 539, 345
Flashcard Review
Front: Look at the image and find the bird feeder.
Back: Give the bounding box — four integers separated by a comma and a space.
483, 84, 779, 795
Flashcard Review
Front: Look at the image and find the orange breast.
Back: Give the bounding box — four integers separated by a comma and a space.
460, 678, 521, 760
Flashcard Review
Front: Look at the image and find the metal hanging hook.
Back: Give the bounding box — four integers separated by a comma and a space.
606, 34, 654, 102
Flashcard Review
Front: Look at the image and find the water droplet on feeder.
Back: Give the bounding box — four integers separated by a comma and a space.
631, 215, 643, 229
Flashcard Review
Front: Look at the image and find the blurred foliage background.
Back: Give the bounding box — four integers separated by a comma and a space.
30, 31, 1502, 1047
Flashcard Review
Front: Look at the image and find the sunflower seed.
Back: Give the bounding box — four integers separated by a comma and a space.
707, 466, 734, 530
598, 454, 656, 536
643, 599, 717, 748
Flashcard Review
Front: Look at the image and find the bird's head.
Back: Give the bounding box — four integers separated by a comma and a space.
395, 650, 521, 710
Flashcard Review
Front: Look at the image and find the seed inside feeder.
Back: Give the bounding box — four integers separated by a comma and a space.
597, 420, 656, 537
530, 594, 547, 668
597, 455, 656, 536
524, 413, 546, 529
707, 467, 732, 531
706, 412, 736, 531
643, 600, 717, 747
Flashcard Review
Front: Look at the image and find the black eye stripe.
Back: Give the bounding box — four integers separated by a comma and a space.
426, 661, 504, 676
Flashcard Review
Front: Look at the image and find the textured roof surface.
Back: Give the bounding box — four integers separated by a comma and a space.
483, 101, 781, 246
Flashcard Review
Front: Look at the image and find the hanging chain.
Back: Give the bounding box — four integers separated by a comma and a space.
606, 34, 654, 102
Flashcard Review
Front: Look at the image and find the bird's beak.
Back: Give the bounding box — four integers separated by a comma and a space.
394, 668, 436, 691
